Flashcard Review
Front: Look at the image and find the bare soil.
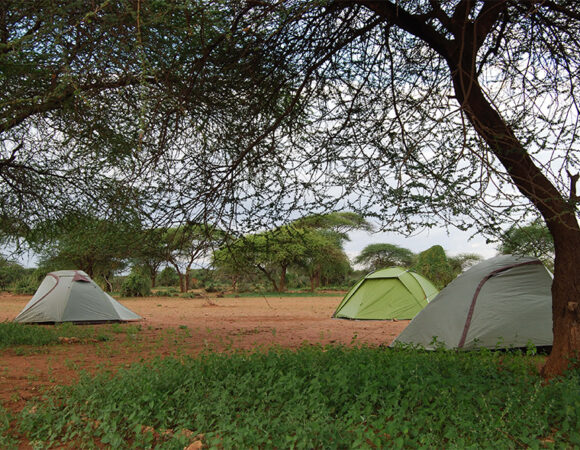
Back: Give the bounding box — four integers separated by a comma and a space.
0, 291, 408, 417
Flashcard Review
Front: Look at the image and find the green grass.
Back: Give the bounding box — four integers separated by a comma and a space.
0, 405, 18, 448
16, 345, 580, 448
0, 322, 140, 349
223, 291, 343, 298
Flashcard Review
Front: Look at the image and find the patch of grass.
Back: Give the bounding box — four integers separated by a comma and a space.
16, 346, 580, 448
223, 291, 342, 298
153, 287, 180, 297
0, 321, 141, 348
0, 322, 61, 348
109, 323, 142, 335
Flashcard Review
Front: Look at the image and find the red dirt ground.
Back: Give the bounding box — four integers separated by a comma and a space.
0, 291, 408, 418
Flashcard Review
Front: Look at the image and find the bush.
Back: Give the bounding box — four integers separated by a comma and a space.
0, 257, 28, 290
204, 284, 219, 293
157, 267, 180, 287
120, 271, 151, 297
10, 273, 42, 295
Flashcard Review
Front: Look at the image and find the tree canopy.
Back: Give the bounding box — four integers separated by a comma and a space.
498, 220, 555, 270
35, 214, 139, 286
354, 243, 415, 272
213, 213, 369, 292
412, 245, 454, 289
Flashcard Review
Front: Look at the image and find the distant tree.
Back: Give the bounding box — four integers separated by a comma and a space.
448, 253, 483, 275
413, 245, 454, 289
292, 212, 369, 290
319, 252, 353, 288
354, 243, 415, 272
35, 215, 136, 290
164, 224, 226, 293
133, 228, 168, 288
214, 226, 316, 292
499, 220, 554, 270
212, 241, 256, 292
0, 255, 27, 290
295, 230, 352, 291
157, 266, 180, 287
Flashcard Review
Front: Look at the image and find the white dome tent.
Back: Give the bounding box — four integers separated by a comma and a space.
14, 270, 141, 323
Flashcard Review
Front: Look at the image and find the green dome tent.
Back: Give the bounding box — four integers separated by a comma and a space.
391, 255, 553, 349
333, 267, 439, 320
14, 270, 141, 323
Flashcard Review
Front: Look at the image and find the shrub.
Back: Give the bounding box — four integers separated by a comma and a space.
157, 267, 180, 287
204, 284, 218, 293
10, 273, 41, 295
157, 286, 179, 297
0, 257, 28, 290
120, 271, 151, 297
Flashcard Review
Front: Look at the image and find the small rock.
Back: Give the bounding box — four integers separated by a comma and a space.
184, 441, 203, 450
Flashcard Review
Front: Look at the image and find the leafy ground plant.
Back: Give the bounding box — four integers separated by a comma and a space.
16, 345, 580, 448
0, 405, 18, 448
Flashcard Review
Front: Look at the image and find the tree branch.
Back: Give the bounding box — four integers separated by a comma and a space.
340, 0, 451, 58
473, 1, 508, 50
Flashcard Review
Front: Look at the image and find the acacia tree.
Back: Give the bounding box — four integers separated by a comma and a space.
355, 243, 415, 272
2, 1, 580, 377
0, 1, 274, 239
213, 226, 313, 292
213, 213, 367, 292
164, 224, 225, 293
499, 219, 555, 270
227, 0, 579, 378
293, 212, 371, 289
295, 230, 351, 291
413, 245, 455, 289
133, 228, 168, 288
35, 214, 137, 290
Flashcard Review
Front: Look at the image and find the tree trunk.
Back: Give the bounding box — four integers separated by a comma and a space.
178, 272, 185, 293
446, 53, 580, 378
541, 224, 580, 378
310, 268, 321, 292
103, 273, 113, 292
279, 265, 287, 292
168, 260, 186, 293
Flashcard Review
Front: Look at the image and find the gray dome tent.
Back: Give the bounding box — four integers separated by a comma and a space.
391, 255, 553, 350
14, 270, 141, 323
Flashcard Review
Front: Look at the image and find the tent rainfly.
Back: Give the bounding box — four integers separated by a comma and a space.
332, 267, 439, 320
391, 255, 553, 350
14, 270, 141, 323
